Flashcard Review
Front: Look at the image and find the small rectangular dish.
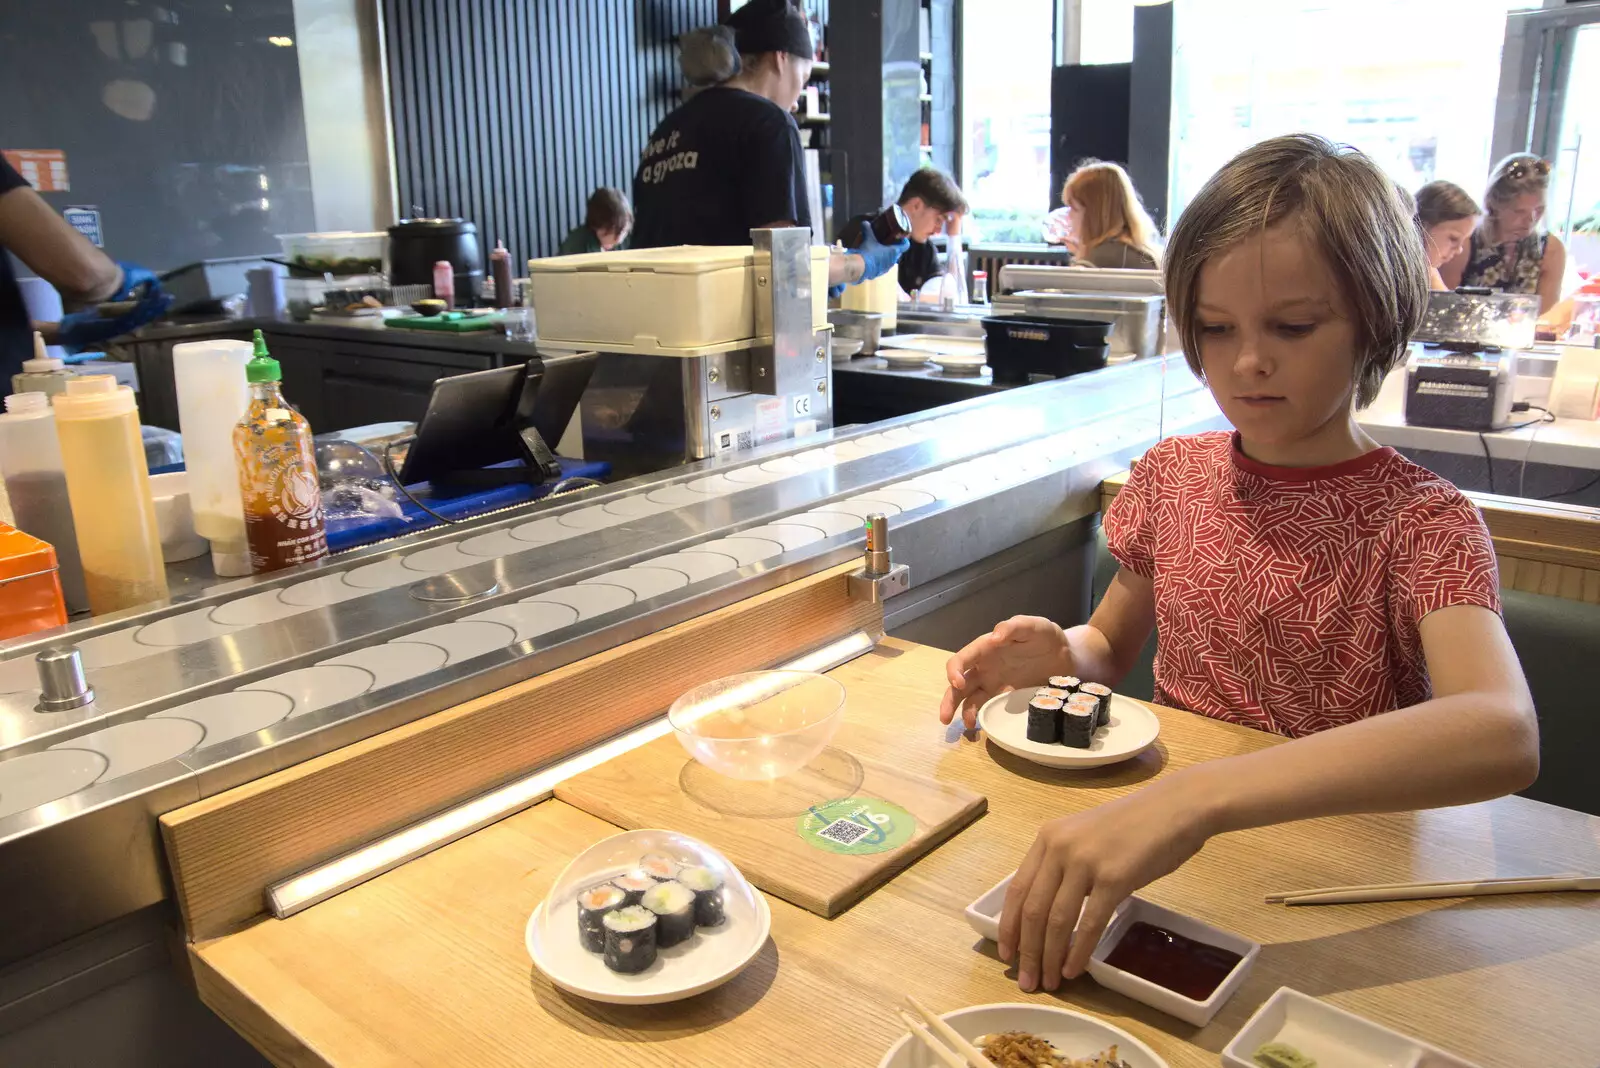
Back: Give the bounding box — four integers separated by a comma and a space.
1221, 987, 1483, 1068
964, 873, 1258, 1027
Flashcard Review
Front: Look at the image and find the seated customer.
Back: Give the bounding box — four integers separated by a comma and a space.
1445, 154, 1566, 313
1048, 160, 1161, 270
894, 167, 970, 297
1416, 180, 1479, 291
940, 134, 1536, 995
559, 188, 632, 255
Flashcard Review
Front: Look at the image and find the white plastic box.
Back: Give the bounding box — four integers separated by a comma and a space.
527, 245, 829, 355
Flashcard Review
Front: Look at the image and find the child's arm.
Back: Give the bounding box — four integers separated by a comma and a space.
938, 568, 1157, 729
997, 603, 1538, 994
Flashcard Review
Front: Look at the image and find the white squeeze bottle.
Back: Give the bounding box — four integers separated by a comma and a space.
52, 375, 168, 613
11, 332, 75, 398
0, 392, 88, 613
173, 338, 254, 576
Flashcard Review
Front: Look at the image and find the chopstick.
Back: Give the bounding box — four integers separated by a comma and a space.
1275, 874, 1599, 907
1264, 872, 1581, 903
902, 996, 991, 1068
897, 1011, 970, 1068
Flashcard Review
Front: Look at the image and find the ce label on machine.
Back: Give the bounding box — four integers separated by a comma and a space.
791, 393, 813, 418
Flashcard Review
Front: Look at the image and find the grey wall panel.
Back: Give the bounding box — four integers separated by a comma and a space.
382, 0, 716, 263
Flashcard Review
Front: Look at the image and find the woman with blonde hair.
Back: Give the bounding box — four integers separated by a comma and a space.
1045, 160, 1162, 269
1445, 154, 1566, 313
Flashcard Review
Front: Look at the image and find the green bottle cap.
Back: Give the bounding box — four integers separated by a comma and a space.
245, 329, 281, 383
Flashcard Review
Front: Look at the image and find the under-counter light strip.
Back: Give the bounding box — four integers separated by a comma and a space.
265, 629, 881, 919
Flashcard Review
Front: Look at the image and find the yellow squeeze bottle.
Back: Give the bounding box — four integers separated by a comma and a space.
52, 375, 169, 613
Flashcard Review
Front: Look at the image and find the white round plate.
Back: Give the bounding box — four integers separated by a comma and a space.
930, 352, 987, 375
526, 829, 772, 1005
978, 689, 1159, 769
878, 1002, 1168, 1068
877, 348, 935, 368
883, 334, 987, 358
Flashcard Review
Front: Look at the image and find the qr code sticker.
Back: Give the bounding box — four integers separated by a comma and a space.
717, 431, 733, 451
736, 430, 754, 451
815, 818, 871, 846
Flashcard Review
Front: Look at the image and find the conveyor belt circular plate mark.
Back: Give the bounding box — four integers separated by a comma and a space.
210, 590, 312, 627
723, 465, 781, 485
828, 442, 871, 461
240, 665, 376, 719
525, 584, 635, 621
811, 498, 897, 519
644, 551, 740, 583
848, 487, 936, 512
410, 572, 500, 603
135, 608, 244, 648
76, 629, 152, 670
557, 505, 625, 532
602, 495, 675, 519
902, 474, 970, 499
402, 543, 478, 574
280, 573, 367, 607
151, 691, 293, 748
458, 529, 528, 559
758, 456, 805, 475
344, 557, 424, 590
51, 718, 203, 781
0, 654, 41, 697
510, 517, 572, 544
882, 426, 926, 443
0, 749, 108, 819
791, 448, 839, 469
739, 523, 827, 551
698, 536, 785, 566
685, 474, 739, 496
581, 567, 688, 601
645, 483, 716, 506
404, 620, 517, 665
801, 510, 866, 537
466, 601, 579, 643
320, 641, 449, 688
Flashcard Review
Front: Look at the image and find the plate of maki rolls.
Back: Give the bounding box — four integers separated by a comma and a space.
526, 828, 771, 1004
976, 677, 1159, 769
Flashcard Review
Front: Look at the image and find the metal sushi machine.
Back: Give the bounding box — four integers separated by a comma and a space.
529, 228, 834, 477
0, 258, 1225, 970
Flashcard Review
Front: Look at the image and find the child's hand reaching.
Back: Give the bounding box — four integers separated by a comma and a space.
938, 615, 1072, 730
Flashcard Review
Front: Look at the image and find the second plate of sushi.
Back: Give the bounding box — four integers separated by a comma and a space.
977, 678, 1160, 769
525, 828, 771, 1005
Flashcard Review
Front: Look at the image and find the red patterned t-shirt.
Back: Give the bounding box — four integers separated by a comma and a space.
1104, 431, 1500, 737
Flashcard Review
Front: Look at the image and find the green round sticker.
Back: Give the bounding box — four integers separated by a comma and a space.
797, 797, 917, 855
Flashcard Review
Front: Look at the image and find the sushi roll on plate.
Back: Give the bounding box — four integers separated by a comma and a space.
602, 906, 658, 974
1036, 686, 1072, 702
1026, 694, 1064, 744
1048, 675, 1081, 693
577, 883, 627, 953
678, 865, 726, 927
1060, 704, 1095, 749
641, 880, 698, 948
611, 871, 656, 906
639, 853, 681, 882
1078, 682, 1114, 729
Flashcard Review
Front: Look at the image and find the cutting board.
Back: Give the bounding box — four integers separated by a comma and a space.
554, 733, 986, 918
386, 312, 503, 332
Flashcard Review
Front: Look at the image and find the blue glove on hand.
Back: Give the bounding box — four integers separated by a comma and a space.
850, 227, 910, 284
111, 261, 162, 302
57, 289, 174, 353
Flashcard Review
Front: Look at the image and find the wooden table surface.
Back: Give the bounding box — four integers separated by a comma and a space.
192, 639, 1600, 1068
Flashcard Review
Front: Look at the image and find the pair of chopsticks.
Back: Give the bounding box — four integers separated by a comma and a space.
1265, 872, 1599, 906
897, 995, 990, 1068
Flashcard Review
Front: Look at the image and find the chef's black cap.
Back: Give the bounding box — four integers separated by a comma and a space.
723, 0, 813, 60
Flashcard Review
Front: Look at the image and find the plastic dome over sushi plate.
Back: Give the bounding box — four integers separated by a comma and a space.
526, 828, 771, 1004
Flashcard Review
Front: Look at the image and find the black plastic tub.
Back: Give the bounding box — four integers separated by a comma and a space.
980, 314, 1112, 386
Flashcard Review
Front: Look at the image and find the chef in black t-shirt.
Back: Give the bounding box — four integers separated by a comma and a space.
893, 167, 970, 298
0, 156, 171, 395
631, 0, 905, 291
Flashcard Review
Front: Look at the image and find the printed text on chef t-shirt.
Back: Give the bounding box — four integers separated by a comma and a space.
638, 129, 699, 185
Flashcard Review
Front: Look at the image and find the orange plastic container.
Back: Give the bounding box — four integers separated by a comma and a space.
0, 522, 68, 639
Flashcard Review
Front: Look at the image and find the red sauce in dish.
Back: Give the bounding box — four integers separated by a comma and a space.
1101, 921, 1242, 1001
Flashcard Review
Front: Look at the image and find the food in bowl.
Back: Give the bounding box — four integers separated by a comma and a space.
576, 851, 728, 973
974, 1032, 1132, 1068
411, 298, 448, 316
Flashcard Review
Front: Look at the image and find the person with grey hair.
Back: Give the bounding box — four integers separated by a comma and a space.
1448, 154, 1566, 313
630, 0, 904, 290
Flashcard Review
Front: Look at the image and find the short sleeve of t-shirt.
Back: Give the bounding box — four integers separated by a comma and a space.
1389, 491, 1502, 628
737, 110, 803, 228
1103, 447, 1160, 578
1, 156, 27, 196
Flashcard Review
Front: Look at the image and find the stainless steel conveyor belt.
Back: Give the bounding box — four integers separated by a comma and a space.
0, 357, 1222, 963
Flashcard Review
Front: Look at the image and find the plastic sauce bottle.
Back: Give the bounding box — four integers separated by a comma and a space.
432, 260, 456, 309
234, 330, 328, 573
52, 375, 169, 613
172, 338, 254, 576
0, 392, 88, 614
11, 332, 75, 398
490, 239, 513, 309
